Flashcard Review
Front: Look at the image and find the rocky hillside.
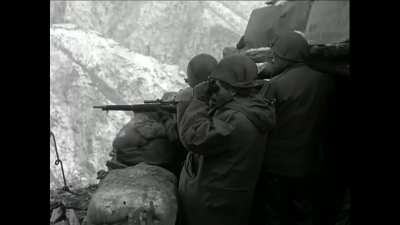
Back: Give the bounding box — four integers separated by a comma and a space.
50, 1, 266, 71
50, 24, 186, 188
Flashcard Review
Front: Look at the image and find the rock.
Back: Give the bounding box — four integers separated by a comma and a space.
243, 1, 312, 48
50, 206, 65, 224
66, 209, 81, 225
304, 0, 349, 45
50, 185, 99, 224
86, 163, 177, 225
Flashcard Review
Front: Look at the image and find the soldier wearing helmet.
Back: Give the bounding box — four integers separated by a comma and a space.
177, 55, 276, 225
175, 54, 218, 105
257, 30, 309, 79
185, 54, 218, 88
252, 31, 336, 225
174, 54, 218, 142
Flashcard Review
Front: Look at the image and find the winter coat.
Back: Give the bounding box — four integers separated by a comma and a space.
175, 87, 194, 127
263, 63, 335, 177
177, 95, 275, 225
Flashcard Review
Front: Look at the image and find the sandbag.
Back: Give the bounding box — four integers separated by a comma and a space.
111, 112, 178, 168
307, 40, 350, 78
113, 114, 166, 150
222, 46, 273, 63
116, 138, 178, 167
243, 1, 313, 49
304, 0, 349, 45
86, 163, 178, 225
112, 118, 148, 152
244, 47, 273, 63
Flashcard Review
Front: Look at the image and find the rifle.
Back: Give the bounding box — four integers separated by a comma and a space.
93, 100, 177, 113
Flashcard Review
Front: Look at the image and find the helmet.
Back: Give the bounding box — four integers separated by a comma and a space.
187, 54, 218, 87
271, 31, 309, 62
210, 55, 260, 88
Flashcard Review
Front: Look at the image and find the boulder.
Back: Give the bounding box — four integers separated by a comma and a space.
86, 163, 177, 225
304, 0, 350, 45
243, 1, 313, 48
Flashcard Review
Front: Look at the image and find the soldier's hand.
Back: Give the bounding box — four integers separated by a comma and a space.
193, 81, 211, 102
174, 87, 193, 102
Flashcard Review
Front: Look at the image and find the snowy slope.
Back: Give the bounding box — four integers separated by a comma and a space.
50, 24, 186, 188
52, 1, 266, 70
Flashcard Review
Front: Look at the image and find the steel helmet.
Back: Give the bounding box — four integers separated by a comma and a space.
271, 31, 310, 62
210, 55, 260, 88
187, 54, 218, 87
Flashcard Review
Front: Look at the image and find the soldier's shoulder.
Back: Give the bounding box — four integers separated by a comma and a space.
283, 64, 322, 78
297, 64, 323, 74
216, 108, 242, 123
175, 87, 193, 102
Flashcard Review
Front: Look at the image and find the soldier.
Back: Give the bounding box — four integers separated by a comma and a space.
176, 55, 276, 225
175, 53, 218, 133
253, 31, 336, 225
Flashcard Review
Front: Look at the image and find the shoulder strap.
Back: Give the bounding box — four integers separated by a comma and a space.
258, 81, 276, 105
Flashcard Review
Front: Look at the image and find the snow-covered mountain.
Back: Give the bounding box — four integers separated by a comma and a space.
50, 24, 186, 188
50, 1, 266, 70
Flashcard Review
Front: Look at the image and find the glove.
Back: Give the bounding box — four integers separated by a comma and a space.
193, 81, 211, 102
174, 87, 193, 102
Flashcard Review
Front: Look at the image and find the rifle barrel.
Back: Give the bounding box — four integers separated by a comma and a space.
143, 100, 158, 104
93, 104, 176, 113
